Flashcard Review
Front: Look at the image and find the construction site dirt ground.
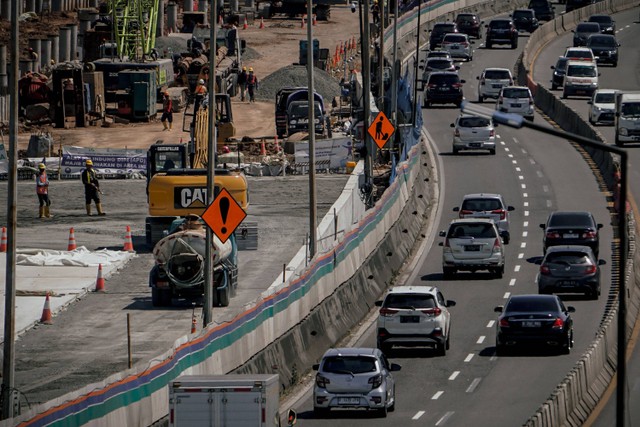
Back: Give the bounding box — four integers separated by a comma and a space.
9, 4, 361, 152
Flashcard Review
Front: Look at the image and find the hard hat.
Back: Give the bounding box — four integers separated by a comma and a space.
38, 163, 46, 170
222, 145, 230, 153
242, 66, 247, 71
85, 159, 93, 166
198, 79, 205, 84
248, 67, 253, 72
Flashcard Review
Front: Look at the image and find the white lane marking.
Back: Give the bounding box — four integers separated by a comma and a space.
521, 148, 527, 154
508, 154, 514, 158
529, 158, 535, 165
449, 371, 460, 381
518, 175, 524, 180
464, 353, 474, 362
524, 221, 529, 227
520, 242, 526, 248
524, 202, 529, 207
503, 292, 511, 299
521, 183, 526, 189
509, 278, 516, 286
490, 355, 498, 362
514, 265, 521, 272
543, 185, 549, 192
466, 378, 482, 393
500, 140, 506, 145
412, 411, 426, 420
504, 147, 510, 152
513, 137, 519, 144
523, 231, 528, 237
524, 210, 530, 216
515, 167, 521, 172
547, 200, 552, 208
537, 171, 544, 178
523, 192, 528, 197
487, 320, 495, 328
432, 391, 444, 400
436, 412, 455, 426
477, 336, 486, 344
625, 24, 630, 28
512, 160, 517, 164
518, 253, 524, 259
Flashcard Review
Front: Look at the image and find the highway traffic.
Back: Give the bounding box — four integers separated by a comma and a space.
289, 5, 629, 426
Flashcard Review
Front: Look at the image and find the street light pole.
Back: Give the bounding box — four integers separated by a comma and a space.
412, 0, 421, 127
391, 0, 399, 148
306, 0, 317, 258
461, 101, 628, 426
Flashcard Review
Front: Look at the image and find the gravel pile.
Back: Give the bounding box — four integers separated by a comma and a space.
254, 65, 341, 102
155, 36, 189, 55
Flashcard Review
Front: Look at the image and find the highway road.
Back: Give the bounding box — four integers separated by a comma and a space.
531, 7, 640, 426
289, 8, 619, 426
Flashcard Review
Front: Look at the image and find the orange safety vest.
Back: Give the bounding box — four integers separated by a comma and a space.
36, 172, 48, 195
195, 84, 207, 95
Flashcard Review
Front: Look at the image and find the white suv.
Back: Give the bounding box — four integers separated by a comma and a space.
440, 218, 506, 278
477, 67, 514, 102
375, 286, 456, 356
496, 85, 535, 121
588, 89, 617, 125
453, 193, 515, 243
562, 60, 599, 99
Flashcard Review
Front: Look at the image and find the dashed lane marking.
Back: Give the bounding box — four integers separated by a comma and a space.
521, 242, 526, 248
464, 353, 474, 362
503, 292, 511, 299
514, 265, 521, 272
487, 320, 495, 328
518, 253, 524, 259
436, 412, 455, 426
516, 167, 521, 172
512, 160, 518, 164
518, 175, 524, 180
449, 371, 460, 381
466, 378, 482, 393
524, 210, 530, 216
509, 278, 516, 286
524, 202, 529, 207
477, 336, 486, 344
508, 154, 514, 158
547, 200, 552, 208
524, 221, 529, 227
543, 185, 549, 192
412, 411, 425, 420
432, 391, 444, 400
523, 231, 528, 237
505, 147, 510, 152
537, 171, 544, 178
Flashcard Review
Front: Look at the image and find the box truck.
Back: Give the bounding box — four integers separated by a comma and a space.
169, 374, 280, 427
615, 92, 640, 146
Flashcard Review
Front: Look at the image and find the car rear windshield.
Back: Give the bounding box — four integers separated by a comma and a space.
490, 20, 511, 29
576, 23, 600, 33
506, 297, 558, 312
589, 15, 612, 24
587, 36, 616, 47
461, 198, 502, 210
448, 223, 497, 238
444, 34, 467, 42
566, 50, 593, 59
429, 74, 460, 85
567, 65, 597, 77
513, 10, 533, 18
458, 117, 492, 128
427, 59, 453, 69
433, 24, 456, 34
545, 252, 591, 264
595, 92, 615, 103
548, 213, 594, 227
322, 356, 377, 374
502, 88, 530, 98
484, 69, 511, 79
384, 294, 436, 309
456, 15, 477, 23
621, 103, 640, 117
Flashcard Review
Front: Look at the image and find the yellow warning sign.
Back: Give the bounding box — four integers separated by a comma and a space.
202, 188, 247, 243
368, 111, 395, 149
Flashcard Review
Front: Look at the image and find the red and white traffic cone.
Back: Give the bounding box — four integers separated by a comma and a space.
243, 16, 248, 30
0, 226, 6, 252
259, 17, 264, 29
40, 292, 53, 325
260, 139, 267, 156
301, 15, 305, 28
123, 226, 134, 252
218, 14, 223, 26
274, 135, 280, 152
95, 263, 105, 292
312, 14, 317, 26
67, 227, 77, 251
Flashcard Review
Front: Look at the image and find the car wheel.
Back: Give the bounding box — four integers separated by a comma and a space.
494, 266, 504, 279
615, 136, 623, 147
388, 397, 395, 412
495, 342, 507, 356
436, 342, 446, 356
561, 331, 573, 355
486, 41, 492, 49
589, 117, 594, 125
378, 404, 388, 418
478, 95, 484, 103
452, 147, 459, 155
551, 83, 557, 90
489, 148, 496, 155
613, 61, 618, 67
503, 233, 510, 244
468, 55, 473, 61
562, 91, 568, 99
151, 287, 172, 307
511, 42, 518, 49
445, 333, 450, 350
314, 407, 330, 418
443, 267, 455, 279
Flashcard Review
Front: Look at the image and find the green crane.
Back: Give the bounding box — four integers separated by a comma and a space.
109, 0, 159, 60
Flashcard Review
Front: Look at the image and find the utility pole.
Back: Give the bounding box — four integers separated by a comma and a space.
306, 1, 317, 258
391, 0, 399, 147
412, 0, 421, 127
2, 2, 19, 419
362, 0, 373, 205
377, 0, 384, 110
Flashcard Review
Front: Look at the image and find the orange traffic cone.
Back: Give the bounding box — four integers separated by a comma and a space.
67, 227, 77, 251
0, 226, 6, 252
301, 15, 305, 28
40, 292, 53, 325
191, 314, 197, 334
312, 14, 317, 26
95, 263, 105, 292
123, 225, 134, 252
259, 17, 264, 29
243, 16, 248, 30
260, 139, 267, 155
218, 14, 223, 26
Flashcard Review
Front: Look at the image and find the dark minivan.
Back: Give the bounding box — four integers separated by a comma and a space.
429, 22, 458, 50
423, 71, 465, 107
455, 13, 483, 39
528, 0, 555, 21
566, 0, 595, 13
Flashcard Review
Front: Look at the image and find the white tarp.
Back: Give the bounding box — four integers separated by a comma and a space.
16, 247, 134, 267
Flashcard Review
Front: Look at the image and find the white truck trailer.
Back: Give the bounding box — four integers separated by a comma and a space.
169, 374, 280, 427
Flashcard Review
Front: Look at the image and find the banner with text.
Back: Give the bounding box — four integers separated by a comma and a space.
294, 137, 353, 169
60, 146, 147, 175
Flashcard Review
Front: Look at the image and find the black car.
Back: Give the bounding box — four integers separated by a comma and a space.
537, 245, 605, 299
566, 0, 595, 13
421, 58, 459, 87
511, 9, 539, 33
528, 0, 555, 21
586, 34, 620, 66
550, 56, 569, 90
423, 71, 465, 108
588, 14, 616, 34
429, 22, 458, 50
572, 22, 601, 47
485, 19, 518, 49
495, 294, 575, 355
455, 13, 483, 39
540, 211, 603, 258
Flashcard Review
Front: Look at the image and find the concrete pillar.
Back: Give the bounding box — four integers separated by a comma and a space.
41, 39, 51, 69
1, 0, 10, 20
59, 26, 71, 62
26, 0, 36, 12
156, 0, 164, 37
89, 0, 98, 7
0, 45, 7, 95
28, 39, 42, 71
78, 20, 91, 61
198, 0, 207, 21
52, 0, 62, 12
35, 0, 43, 13
183, 0, 192, 12
230, 0, 239, 13
20, 60, 33, 76
245, 0, 255, 8
167, 2, 177, 33
49, 34, 59, 63
68, 24, 78, 60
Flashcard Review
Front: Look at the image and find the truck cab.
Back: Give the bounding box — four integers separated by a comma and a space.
275, 87, 306, 138
285, 89, 326, 137
615, 92, 640, 146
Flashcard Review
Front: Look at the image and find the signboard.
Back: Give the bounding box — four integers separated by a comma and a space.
61, 146, 147, 175
293, 137, 353, 169
202, 188, 247, 243
367, 111, 395, 149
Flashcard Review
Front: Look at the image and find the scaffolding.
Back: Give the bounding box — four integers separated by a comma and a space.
109, 0, 159, 60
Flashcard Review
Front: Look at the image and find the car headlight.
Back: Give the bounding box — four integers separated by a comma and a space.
290, 120, 297, 125
314, 118, 320, 124
591, 82, 598, 86
594, 106, 603, 112
620, 128, 629, 136
609, 50, 617, 55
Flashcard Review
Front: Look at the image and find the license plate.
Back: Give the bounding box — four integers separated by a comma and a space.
564, 233, 579, 238
451, 45, 460, 49
560, 280, 577, 287
400, 315, 420, 323
511, 103, 521, 108
522, 321, 541, 328
338, 397, 360, 405
439, 87, 449, 91
470, 143, 481, 148
465, 245, 480, 251
576, 90, 586, 95
492, 84, 502, 88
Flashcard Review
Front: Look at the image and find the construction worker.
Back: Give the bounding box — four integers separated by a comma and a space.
371, 0, 380, 24
82, 159, 105, 216
194, 78, 207, 115
161, 91, 173, 131
246, 67, 258, 103
238, 66, 248, 101
36, 163, 52, 219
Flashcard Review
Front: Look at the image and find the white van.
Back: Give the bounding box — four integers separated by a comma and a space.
615, 92, 640, 146
562, 60, 599, 99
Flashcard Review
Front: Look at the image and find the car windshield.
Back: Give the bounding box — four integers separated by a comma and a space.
589, 16, 612, 24
595, 93, 615, 103
567, 65, 597, 77
448, 223, 496, 238
428, 59, 453, 69
427, 51, 450, 58
588, 36, 616, 47
506, 297, 558, 313
384, 294, 436, 309
556, 58, 568, 70
433, 24, 456, 35
457, 15, 477, 23
576, 23, 600, 33
429, 74, 460, 85
490, 20, 511, 29
513, 11, 533, 18
484, 70, 511, 79
566, 50, 593, 59
621, 103, 640, 118
461, 198, 502, 210
322, 356, 377, 374
458, 117, 491, 128
548, 213, 594, 227
289, 102, 322, 116
502, 88, 530, 98
545, 252, 591, 265
444, 34, 467, 42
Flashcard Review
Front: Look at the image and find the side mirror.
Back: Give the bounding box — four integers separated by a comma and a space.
494, 306, 504, 313
539, 223, 545, 229
587, 101, 592, 104
597, 223, 603, 229
375, 300, 383, 306
450, 123, 455, 127
439, 230, 447, 237
460, 79, 466, 84
567, 306, 576, 313
476, 75, 480, 80
453, 206, 460, 211
507, 206, 515, 211
618, 43, 621, 47
551, 65, 556, 69
599, 259, 607, 265
598, 72, 602, 76
390, 363, 402, 372
446, 300, 457, 307
312, 364, 319, 370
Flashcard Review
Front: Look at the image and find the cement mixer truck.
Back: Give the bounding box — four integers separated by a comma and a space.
149, 215, 238, 307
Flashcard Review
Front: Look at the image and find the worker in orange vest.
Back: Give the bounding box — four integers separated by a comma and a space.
194, 78, 207, 116
36, 163, 52, 218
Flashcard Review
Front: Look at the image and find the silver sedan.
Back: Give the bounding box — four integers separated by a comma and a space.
451, 114, 496, 154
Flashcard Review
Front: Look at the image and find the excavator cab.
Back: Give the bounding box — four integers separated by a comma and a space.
146, 142, 188, 196
182, 93, 235, 142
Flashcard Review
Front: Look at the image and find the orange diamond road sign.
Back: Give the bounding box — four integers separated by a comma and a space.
202, 188, 247, 243
368, 111, 395, 149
